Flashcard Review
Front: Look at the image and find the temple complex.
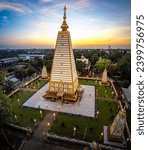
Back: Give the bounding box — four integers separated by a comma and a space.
101, 68, 108, 84
41, 65, 48, 79
45, 6, 79, 101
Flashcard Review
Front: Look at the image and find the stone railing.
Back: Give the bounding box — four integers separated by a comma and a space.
110, 80, 118, 98
6, 123, 32, 133
44, 132, 91, 146
21, 75, 41, 88
7, 88, 20, 98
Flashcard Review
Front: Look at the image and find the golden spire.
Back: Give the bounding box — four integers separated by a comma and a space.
61, 6, 69, 31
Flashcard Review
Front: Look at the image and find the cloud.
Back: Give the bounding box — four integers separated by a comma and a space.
1, 16, 10, 24
39, 0, 92, 14
40, 0, 53, 3
0, 2, 32, 13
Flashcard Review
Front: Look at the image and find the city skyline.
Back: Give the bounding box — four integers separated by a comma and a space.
0, 0, 131, 49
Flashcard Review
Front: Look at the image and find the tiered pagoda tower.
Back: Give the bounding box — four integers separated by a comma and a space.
101, 68, 108, 84
45, 6, 79, 101
108, 110, 126, 142
41, 65, 48, 79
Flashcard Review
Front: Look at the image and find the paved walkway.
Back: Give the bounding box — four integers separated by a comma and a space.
20, 88, 38, 92
32, 113, 54, 141
20, 113, 84, 150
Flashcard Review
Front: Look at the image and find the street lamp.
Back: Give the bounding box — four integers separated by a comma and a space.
99, 132, 104, 142
53, 113, 56, 121
34, 119, 37, 127
96, 111, 99, 119
17, 98, 20, 105
14, 115, 18, 122
101, 132, 103, 136
73, 127, 76, 136
40, 110, 43, 118
47, 122, 50, 131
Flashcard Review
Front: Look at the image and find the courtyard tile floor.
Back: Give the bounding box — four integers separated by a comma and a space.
23, 84, 95, 117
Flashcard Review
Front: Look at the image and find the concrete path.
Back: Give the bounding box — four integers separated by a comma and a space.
20, 112, 84, 150
20, 88, 38, 92
32, 113, 54, 141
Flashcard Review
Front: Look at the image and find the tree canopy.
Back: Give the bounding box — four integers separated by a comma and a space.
76, 60, 86, 73
117, 53, 131, 81
0, 86, 11, 126
90, 54, 99, 65
95, 58, 111, 72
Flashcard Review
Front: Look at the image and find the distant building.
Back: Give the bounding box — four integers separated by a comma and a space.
76, 54, 91, 71
0, 57, 19, 67
18, 54, 45, 61
6, 74, 20, 85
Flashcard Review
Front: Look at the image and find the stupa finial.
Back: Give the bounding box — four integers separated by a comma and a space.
61, 6, 69, 31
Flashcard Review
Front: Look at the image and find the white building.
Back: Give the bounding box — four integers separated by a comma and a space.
18, 54, 45, 60
76, 54, 91, 70
0, 57, 19, 66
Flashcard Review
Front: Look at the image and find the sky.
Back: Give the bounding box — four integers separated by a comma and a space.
0, 0, 131, 49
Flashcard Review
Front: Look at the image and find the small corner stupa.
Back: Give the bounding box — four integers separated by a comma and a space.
101, 68, 108, 84
41, 65, 48, 79
108, 110, 126, 142
45, 6, 79, 102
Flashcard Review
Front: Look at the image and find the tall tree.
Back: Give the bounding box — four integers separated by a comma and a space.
95, 58, 111, 72
29, 57, 43, 71
3, 80, 15, 94
14, 68, 27, 80
0, 86, 11, 126
76, 60, 86, 73
90, 54, 99, 65
110, 51, 123, 63
117, 53, 131, 81
0, 72, 5, 86
27, 65, 36, 76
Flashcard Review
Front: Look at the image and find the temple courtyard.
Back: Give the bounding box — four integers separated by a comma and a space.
23, 83, 95, 117
9, 79, 118, 141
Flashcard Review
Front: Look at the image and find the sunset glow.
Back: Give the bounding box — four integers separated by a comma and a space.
0, 0, 131, 49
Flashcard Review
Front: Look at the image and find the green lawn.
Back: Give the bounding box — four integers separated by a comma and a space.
27, 79, 48, 89
51, 99, 118, 141
9, 90, 46, 128
79, 79, 113, 98
51, 79, 118, 141
8, 78, 117, 141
